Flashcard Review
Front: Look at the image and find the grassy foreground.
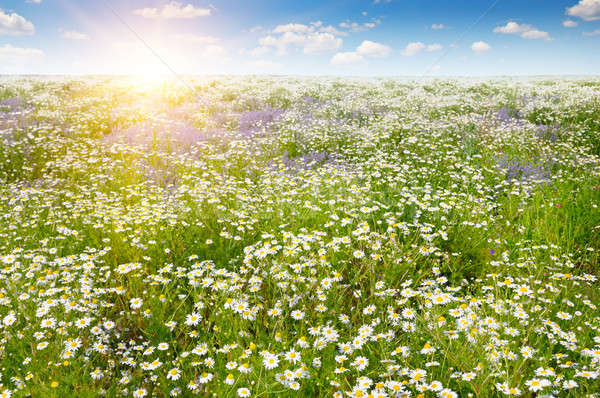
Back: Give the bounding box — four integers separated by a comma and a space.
0, 76, 600, 397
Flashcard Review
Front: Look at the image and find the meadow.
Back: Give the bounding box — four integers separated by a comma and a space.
0, 76, 600, 397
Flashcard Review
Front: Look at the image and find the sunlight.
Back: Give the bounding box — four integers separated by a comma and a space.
139, 64, 165, 79
122, 59, 170, 91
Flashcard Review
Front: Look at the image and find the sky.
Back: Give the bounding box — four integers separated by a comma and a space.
0, 0, 599, 76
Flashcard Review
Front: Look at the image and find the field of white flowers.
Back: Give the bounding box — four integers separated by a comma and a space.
1, 76, 600, 397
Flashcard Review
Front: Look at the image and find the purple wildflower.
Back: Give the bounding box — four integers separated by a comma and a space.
535, 124, 559, 142
238, 107, 283, 137
495, 107, 524, 126
496, 155, 552, 183
280, 150, 336, 171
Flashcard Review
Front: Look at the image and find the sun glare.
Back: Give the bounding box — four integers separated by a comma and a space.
137, 64, 167, 81
122, 61, 170, 91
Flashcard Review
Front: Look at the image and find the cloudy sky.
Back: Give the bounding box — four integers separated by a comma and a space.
1, 0, 599, 75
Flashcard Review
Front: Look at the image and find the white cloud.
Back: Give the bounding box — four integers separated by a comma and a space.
259, 35, 277, 46
583, 28, 600, 35
401, 42, 425, 56
520, 29, 551, 39
431, 24, 445, 29
426, 43, 443, 51
563, 19, 579, 27
256, 19, 387, 58
0, 10, 35, 35
339, 19, 381, 33
172, 33, 219, 44
566, 0, 600, 21
259, 20, 385, 57
400, 42, 441, 56
272, 23, 312, 34
0, 44, 43, 62
270, 20, 379, 40
26, 0, 42, 3
493, 21, 551, 40
133, 2, 211, 19
471, 41, 491, 53
493, 21, 524, 34
61, 30, 89, 40
259, 29, 342, 56
249, 46, 270, 56
330, 51, 366, 66
319, 25, 347, 36
303, 33, 342, 54
356, 40, 391, 58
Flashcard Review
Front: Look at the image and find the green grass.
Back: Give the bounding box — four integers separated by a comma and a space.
0, 76, 600, 397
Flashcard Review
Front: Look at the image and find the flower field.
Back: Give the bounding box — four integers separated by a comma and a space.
1, 76, 600, 397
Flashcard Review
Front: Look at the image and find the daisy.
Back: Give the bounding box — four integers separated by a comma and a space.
185, 312, 201, 326
129, 297, 143, 309
132, 388, 147, 398
290, 310, 304, 320
263, 353, 279, 369
282, 350, 299, 364
525, 378, 550, 392
167, 368, 181, 381
198, 372, 213, 384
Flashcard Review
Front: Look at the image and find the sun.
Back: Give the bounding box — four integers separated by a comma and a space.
136, 64, 168, 84
121, 62, 171, 92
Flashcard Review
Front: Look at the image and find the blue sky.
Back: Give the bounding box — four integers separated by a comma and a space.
1, 0, 599, 75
